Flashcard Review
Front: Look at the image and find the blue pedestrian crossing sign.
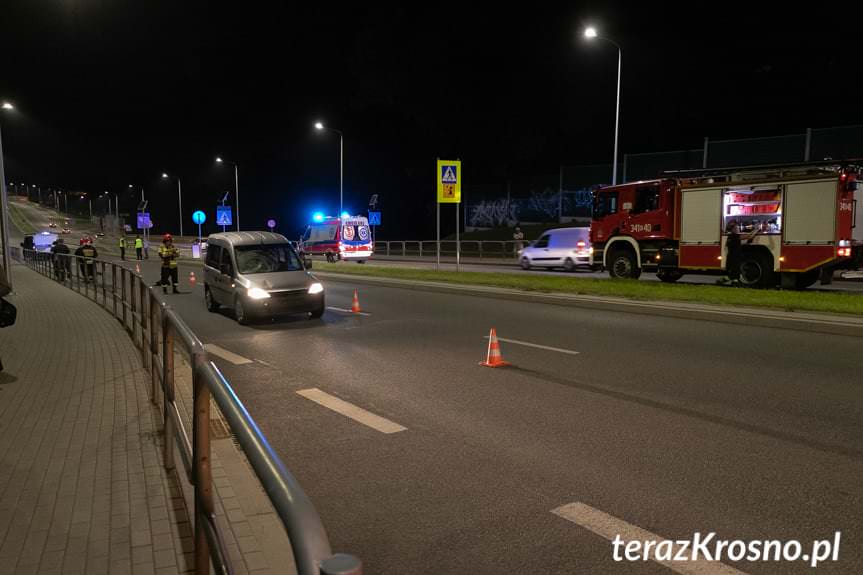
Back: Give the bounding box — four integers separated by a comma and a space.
437, 159, 461, 203
216, 206, 233, 226
368, 211, 381, 226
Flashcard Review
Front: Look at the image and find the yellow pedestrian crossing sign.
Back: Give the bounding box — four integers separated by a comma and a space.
437, 159, 461, 203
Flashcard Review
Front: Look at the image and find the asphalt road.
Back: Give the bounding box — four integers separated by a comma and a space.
11, 198, 863, 573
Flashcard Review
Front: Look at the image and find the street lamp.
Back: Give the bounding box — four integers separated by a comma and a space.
0, 102, 15, 288
215, 157, 240, 231
162, 172, 184, 237
314, 121, 344, 217
584, 26, 622, 185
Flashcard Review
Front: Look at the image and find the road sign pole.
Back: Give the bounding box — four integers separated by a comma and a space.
456, 203, 460, 272
436, 200, 440, 272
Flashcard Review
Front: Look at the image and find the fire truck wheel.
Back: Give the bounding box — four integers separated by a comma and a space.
520, 257, 531, 270
739, 252, 774, 288
608, 250, 641, 280
657, 269, 683, 283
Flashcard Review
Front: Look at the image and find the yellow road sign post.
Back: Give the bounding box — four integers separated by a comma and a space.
436, 160, 462, 271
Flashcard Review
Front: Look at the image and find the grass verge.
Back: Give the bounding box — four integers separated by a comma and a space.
315, 262, 863, 316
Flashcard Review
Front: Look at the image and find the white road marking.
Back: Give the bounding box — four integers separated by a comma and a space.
203, 343, 254, 365
296, 388, 407, 434
326, 306, 371, 316
483, 335, 579, 356
551, 502, 748, 575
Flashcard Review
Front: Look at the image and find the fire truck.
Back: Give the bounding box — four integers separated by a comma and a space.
589, 161, 860, 289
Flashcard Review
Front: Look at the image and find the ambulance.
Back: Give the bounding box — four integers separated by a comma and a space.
300, 215, 373, 263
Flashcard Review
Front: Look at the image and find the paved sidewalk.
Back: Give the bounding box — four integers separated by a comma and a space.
0, 263, 297, 575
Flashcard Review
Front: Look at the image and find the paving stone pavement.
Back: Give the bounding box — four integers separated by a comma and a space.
0, 263, 295, 575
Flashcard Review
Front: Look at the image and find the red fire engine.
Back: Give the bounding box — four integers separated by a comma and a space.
589, 161, 860, 289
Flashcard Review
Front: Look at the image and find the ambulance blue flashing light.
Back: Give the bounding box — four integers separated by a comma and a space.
312, 212, 325, 223
340, 211, 350, 219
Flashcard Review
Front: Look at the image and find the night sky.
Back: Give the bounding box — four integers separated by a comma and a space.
2, 2, 862, 238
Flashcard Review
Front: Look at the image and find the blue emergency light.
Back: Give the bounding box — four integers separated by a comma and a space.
312, 212, 325, 223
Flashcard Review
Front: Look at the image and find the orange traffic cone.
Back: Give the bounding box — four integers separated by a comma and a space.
351, 289, 362, 313
189, 271, 197, 287
135, 263, 141, 274
480, 328, 510, 368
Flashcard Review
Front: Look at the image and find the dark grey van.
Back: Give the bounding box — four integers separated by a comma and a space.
203, 232, 325, 324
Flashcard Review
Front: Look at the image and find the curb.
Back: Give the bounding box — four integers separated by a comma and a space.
315, 271, 863, 337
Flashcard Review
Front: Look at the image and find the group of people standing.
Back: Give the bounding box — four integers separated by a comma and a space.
118, 234, 146, 260
47, 233, 180, 292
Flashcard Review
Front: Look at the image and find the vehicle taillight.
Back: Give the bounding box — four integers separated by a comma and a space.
576, 240, 586, 249
840, 172, 848, 181
838, 247, 851, 257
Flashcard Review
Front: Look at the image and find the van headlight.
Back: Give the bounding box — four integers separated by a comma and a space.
308, 282, 324, 295
247, 287, 270, 300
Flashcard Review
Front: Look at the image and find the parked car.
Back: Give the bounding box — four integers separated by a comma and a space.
518, 227, 592, 272
61, 227, 72, 234
202, 231, 324, 324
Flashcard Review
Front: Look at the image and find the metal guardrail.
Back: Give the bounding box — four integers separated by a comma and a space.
372, 240, 526, 260
17, 249, 361, 575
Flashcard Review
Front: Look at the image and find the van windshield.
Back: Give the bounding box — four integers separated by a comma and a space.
234, 244, 303, 274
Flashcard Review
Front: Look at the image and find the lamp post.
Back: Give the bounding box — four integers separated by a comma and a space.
314, 121, 344, 217
584, 26, 622, 185
162, 172, 184, 236
0, 102, 13, 287
215, 157, 240, 231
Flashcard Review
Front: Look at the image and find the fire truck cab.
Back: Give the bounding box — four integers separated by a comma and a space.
590, 161, 860, 289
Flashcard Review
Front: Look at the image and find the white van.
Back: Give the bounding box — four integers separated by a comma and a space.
518, 227, 592, 271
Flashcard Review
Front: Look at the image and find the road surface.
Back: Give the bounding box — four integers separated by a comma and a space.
10, 197, 863, 573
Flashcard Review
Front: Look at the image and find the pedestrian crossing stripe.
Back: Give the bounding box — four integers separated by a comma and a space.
441, 165, 457, 183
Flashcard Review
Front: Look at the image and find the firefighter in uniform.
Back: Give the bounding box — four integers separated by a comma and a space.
157, 233, 180, 293
119, 235, 127, 260
74, 238, 98, 283
51, 238, 71, 282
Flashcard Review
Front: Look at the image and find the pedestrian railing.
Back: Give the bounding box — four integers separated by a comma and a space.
16, 249, 362, 575
372, 240, 525, 260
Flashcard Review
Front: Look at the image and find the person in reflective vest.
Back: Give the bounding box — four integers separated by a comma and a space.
119, 235, 127, 260
135, 235, 143, 260
158, 233, 180, 293
74, 238, 98, 283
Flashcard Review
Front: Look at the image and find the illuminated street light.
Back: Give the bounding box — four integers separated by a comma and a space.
215, 157, 240, 231
313, 120, 344, 216
162, 172, 184, 236
584, 25, 622, 185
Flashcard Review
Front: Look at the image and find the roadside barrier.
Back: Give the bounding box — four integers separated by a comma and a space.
17, 249, 362, 575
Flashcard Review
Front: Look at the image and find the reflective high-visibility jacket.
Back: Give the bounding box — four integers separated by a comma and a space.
159, 245, 179, 268
119, 237, 127, 248
135, 238, 143, 249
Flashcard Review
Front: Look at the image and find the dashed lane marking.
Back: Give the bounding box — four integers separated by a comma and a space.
203, 343, 254, 365
551, 502, 747, 575
484, 335, 579, 356
296, 388, 407, 434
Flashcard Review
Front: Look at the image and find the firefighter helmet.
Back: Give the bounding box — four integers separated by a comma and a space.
163, 233, 173, 242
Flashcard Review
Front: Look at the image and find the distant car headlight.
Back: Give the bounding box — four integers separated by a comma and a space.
247, 287, 270, 300
307, 282, 324, 295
